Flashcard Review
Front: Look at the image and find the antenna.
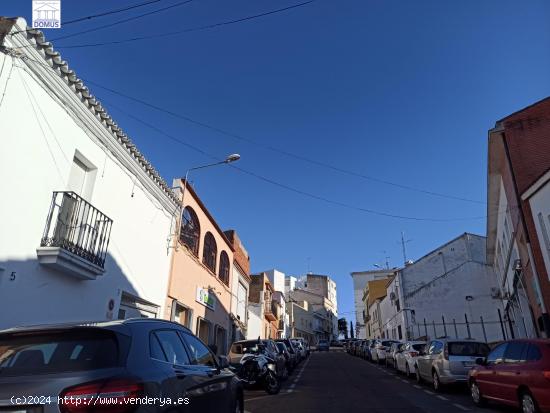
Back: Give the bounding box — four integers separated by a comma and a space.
400, 231, 412, 265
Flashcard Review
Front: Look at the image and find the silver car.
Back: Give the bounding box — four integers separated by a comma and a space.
415, 338, 490, 391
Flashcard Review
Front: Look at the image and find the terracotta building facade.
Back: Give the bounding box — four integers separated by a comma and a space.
165, 180, 235, 354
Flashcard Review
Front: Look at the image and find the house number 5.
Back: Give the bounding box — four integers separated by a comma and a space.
10, 272, 16, 281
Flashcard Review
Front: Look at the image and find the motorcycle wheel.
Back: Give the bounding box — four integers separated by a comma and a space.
265, 370, 281, 395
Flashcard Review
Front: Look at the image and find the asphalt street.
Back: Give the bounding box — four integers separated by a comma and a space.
244, 350, 510, 413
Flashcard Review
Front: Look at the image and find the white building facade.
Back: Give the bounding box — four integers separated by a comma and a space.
351, 269, 396, 339
397, 234, 505, 343
265, 269, 289, 337
0, 18, 177, 329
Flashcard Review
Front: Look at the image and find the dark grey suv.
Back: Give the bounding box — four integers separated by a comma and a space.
0, 319, 244, 413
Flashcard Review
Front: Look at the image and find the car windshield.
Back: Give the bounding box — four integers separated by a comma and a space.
381, 341, 394, 346
412, 344, 425, 351
237, 342, 265, 354
448, 342, 490, 357
0, 330, 120, 376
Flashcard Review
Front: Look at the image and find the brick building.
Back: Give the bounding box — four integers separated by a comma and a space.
487, 96, 550, 338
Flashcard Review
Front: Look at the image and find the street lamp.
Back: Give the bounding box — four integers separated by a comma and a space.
171, 154, 240, 249
179, 153, 240, 207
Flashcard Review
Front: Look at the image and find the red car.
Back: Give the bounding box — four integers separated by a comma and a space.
469, 339, 550, 413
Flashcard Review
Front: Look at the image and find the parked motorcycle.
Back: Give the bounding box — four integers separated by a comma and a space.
230, 343, 281, 395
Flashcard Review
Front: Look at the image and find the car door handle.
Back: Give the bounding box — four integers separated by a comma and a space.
174, 369, 186, 379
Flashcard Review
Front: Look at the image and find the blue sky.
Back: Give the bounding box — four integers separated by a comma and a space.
5, 0, 550, 324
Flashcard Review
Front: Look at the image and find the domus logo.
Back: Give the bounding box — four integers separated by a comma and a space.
32, 0, 61, 29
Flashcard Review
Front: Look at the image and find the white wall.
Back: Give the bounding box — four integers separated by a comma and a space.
285, 275, 296, 295
400, 235, 504, 342
246, 303, 262, 339
0, 26, 175, 329
264, 269, 286, 293
530, 181, 550, 280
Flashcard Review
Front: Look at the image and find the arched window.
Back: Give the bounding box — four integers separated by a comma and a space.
202, 232, 217, 273
219, 251, 230, 285
180, 207, 200, 255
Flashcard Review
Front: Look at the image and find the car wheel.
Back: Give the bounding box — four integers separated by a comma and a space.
415, 366, 422, 383
520, 391, 539, 413
281, 366, 288, 380
265, 370, 281, 395
432, 371, 442, 392
232, 392, 244, 413
470, 380, 487, 407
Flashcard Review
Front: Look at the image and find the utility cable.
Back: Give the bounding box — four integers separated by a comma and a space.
56, 0, 317, 48
10, 0, 166, 35
85, 79, 487, 205
14, 54, 497, 210
102, 97, 488, 223
49, 0, 196, 43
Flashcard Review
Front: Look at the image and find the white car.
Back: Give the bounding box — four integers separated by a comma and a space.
373, 340, 400, 364
395, 341, 426, 377
291, 338, 308, 359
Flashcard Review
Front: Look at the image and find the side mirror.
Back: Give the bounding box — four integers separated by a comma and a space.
475, 357, 486, 366
218, 355, 230, 369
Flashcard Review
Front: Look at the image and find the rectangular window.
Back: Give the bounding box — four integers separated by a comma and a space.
196, 318, 210, 344
152, 330, 190, 365
173, 302, 192, 329
0, 330, 120, 376
237, 282, 247, 323
67, 152, 97, 201
537, 212, 550, 253
397, 325, 402, 340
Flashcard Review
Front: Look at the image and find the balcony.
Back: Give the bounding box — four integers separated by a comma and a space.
264, 300, 277, 322
36, 191, 113, 280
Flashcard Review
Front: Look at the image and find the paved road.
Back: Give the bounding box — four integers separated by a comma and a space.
244, 350, 508, 413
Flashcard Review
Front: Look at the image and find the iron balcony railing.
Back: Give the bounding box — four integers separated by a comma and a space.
41, 191, 113, 268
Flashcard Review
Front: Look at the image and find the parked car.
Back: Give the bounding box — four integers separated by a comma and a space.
0, 319, 244, 413
275, 342, 294, 376
291, 337, 309, 358
357, 340, 368, 358
367, 339, 378, 361
318, 339, 330, 351
275, 338, 299, 370
347, 339, 359, 354
373, 340, 400, 364
362, 339, 373, 359
415, 338, 490, 391
352, 340, 361, 356
386, 342, 404, 368
469, 339, 550, 412
291, 339, 306, 360
229, 339, 287, 379
395, 341, 427, 377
